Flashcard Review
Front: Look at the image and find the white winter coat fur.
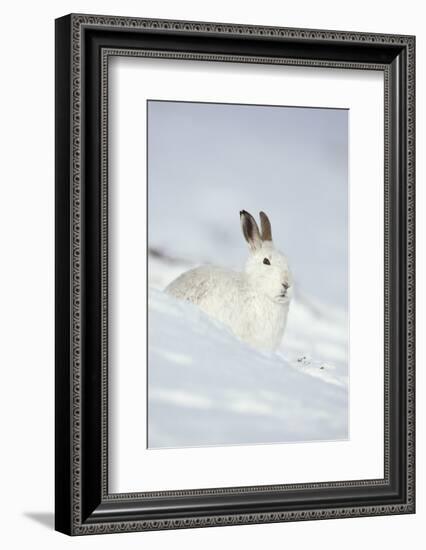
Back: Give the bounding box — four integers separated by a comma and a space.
166, 211, 292, 352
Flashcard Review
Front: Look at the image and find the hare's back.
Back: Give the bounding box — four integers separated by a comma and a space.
165, 265, 240, 305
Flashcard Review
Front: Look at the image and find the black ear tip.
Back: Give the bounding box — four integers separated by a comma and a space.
240, 210, 247, 217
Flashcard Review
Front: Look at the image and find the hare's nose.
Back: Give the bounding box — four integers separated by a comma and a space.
282, 282, 289, 291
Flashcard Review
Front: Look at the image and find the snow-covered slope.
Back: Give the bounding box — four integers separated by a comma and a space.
147, 102, 349, 449
148, 287, 348, 449
148, 101, 348, 309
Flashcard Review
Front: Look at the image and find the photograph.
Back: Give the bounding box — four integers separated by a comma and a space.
52, 9, 415, 538
147, 100, 349, 449
0, 0, 417, 543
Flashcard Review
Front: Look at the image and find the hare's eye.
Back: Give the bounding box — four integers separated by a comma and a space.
263, 258, 271, 265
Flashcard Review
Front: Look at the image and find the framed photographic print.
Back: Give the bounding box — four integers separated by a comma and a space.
55, 14, 415, 535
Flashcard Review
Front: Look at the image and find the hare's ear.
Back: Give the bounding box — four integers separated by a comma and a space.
240, 210, 262, 251
259, 211, 272, 242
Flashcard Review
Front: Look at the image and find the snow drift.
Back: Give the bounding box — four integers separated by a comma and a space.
148, 287, 348, 449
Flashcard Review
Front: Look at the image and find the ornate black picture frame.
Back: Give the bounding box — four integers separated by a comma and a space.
55, 13, 415, 535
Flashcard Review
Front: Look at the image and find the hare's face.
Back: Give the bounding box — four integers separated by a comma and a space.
240, 210, 292, 304
245, 243, 293, 304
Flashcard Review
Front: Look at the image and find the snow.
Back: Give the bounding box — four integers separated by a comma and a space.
147, 101, 349, 449
148, 101, 348, 309
148, 285, 348, 449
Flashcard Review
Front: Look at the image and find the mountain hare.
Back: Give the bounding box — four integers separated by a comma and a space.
165, 210, 292, 351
